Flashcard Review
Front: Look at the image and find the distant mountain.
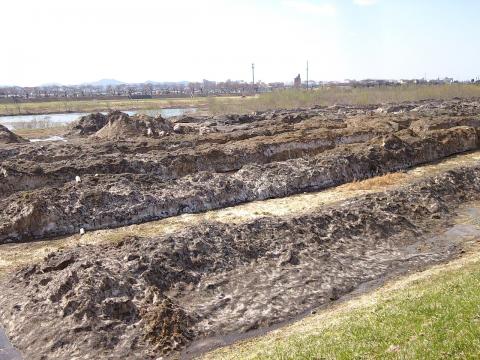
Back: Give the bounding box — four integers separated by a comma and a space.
83, 79, 126, 87
144, 80, 162, 85
40, 82, 63, 87
1, 79, 193, 88
144, 80, 190, 86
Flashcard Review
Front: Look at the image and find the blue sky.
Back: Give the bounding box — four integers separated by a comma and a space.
1, 0, 479, 86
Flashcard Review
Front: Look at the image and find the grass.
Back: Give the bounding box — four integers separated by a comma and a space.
338, 172, 409, 191
204, 247, 480, 360
4, 117, 67, 139
8, 117, 58, 129
207, 84, 480, 114
0, 97, 212, 116
3, 85, 479, 117
13, 126, 67, 139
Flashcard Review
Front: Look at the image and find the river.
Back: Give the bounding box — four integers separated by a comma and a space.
0, 108, 194, 130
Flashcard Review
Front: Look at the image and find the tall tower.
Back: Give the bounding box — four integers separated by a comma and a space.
306, 60, 309, 90
252, 63, 255, 86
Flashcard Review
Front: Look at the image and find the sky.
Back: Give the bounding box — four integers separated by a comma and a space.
1, 0, 479, 86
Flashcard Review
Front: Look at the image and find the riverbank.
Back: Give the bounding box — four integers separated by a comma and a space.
0, 98, 202, 116
10, 126, 67, 139
0, 108, 195, 139
5, 85, 480, 117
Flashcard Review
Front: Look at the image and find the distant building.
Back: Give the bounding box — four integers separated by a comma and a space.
268, 82, 285, 88
128, 94, 152, 99
294, 74, 302, 88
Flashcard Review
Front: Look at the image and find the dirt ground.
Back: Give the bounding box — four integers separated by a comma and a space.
2, 99, 480, 359
2, 99, 480, 243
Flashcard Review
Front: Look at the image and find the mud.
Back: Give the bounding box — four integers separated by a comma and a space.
1, 165, 480, 359
93, 111, 176, 139
1, 150, 479, 277
2, 100, 480, 243
2, 99, 480, 359
66, 112, 108, 136
185, 199, 480, 357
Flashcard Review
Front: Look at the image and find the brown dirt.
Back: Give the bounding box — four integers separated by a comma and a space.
2, 100, 480, 243
1, 165, 480, 359
2, 99, 480, 359
0, 125, 28, 144
93, 111, 175, 139
338, 172, 409, 190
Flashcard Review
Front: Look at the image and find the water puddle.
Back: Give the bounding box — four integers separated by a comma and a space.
29, 136, 67, 143
0, 327, 22, 360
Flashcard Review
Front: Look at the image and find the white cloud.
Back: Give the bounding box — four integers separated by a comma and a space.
283, 0, 337, 16
353, 0, 378, 6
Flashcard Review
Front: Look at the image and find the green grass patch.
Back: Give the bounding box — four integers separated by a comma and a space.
204, 250, 480, 359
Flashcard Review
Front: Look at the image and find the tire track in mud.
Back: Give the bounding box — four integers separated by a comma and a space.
197, 209, 480, 360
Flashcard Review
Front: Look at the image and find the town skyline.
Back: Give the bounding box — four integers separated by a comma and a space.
0, 74, 468, 89
1, 75, 469, 102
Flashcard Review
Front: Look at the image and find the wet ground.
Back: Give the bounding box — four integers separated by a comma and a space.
185, 199, 480, 358
2, 100, 480, 359
2, 149, 479, 276
2, 161, 480, 359
0, 327, 22, 360
2, 99, 480, 243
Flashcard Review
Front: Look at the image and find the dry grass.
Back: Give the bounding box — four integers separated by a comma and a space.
3, 85, 479, 117
7, 117, 68, 139
338, 172, 409, 191
13, 126, 67, 139
207, 84, 480, 114
0, 97, 210, 116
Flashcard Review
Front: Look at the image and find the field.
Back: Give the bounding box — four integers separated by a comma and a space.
12, 126, 67, 139
207, 84, 480, 113
3, 84, 480, 117
0, 97, 212, 116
